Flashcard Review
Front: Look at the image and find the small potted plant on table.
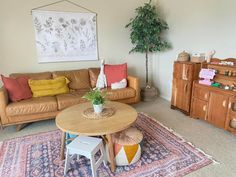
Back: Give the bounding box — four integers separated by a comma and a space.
83, 89, 106, 114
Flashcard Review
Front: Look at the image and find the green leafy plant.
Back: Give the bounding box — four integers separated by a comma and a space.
126, 0, 170, 87
82, 89, 106, 105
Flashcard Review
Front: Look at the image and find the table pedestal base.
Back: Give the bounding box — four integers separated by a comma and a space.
106, 134, 116, 172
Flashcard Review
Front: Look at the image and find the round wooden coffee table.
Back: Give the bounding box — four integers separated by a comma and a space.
56, 101, 137, 172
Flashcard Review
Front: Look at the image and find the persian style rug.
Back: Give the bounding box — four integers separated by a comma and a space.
0, 113, 214, 177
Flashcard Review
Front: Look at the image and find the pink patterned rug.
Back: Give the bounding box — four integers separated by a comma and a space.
0, 113, 213, 177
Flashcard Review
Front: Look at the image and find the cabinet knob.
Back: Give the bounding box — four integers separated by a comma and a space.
203, 105, 206, 111
186, 69, 189, 79
223, 100, 227, 108
184, 83, 188, 93
204, 93, 208, 100
228, 102, 232, 109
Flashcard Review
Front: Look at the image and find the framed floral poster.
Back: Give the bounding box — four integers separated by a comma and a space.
32, 10, 98, 63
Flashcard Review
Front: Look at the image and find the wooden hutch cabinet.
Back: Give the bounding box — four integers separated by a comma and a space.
190, 58, 236, 133
171, 61, 201, 115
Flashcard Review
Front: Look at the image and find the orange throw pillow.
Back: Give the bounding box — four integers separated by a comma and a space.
104, 63, 127, 87
1, 75, 32, 102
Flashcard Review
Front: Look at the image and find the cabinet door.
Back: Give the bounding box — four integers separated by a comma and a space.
191, 98, 208, 120
173, 62, 193, 81
225, 97, 236, 133
208, 92, 229, 128
171, 79, 191, 112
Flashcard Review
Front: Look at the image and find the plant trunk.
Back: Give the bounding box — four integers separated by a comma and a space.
145, 50, 149, 87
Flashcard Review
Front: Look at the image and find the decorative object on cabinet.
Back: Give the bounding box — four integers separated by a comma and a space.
126, 1, 170, 101
177, 51, 190, 62
198, 68, 215, 86
205, 50, 216, 63
191, 53, 205, 63
191, 58, 236, 134
171, 61, 201, 115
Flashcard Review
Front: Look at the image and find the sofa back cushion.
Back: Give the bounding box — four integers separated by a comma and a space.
88, 68, 100, 88
10, 72, 52, 80
1, 75, 32, 102
52, 69, 91, 90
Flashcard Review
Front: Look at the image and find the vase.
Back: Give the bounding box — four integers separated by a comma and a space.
93, 104, 103, 114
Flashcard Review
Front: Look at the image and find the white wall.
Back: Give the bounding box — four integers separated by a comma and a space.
0, 0, 147, 86
1, 0, 236, 101
153, 0, 236, 100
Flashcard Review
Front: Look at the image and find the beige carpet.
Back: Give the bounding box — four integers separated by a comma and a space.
1, 97, 236, 177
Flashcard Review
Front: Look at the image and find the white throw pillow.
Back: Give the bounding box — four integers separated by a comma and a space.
111, 79, 127, 90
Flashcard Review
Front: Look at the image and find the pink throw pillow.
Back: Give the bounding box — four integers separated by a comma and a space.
104, 63, 127, 87
1, 75, 32, 102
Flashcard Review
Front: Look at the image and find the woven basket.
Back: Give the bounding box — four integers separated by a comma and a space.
191, 56, 205, 63
177, 51, 190, 62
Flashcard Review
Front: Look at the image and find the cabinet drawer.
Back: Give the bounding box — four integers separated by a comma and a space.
191, 98, 208, 120
193, 84, 209, 101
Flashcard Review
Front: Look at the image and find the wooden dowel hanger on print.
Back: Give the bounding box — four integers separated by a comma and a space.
30, 0, 97, 15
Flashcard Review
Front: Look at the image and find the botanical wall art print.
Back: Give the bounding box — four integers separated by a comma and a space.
32, 10, 98, 63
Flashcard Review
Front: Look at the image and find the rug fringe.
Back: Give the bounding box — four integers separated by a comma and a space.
138, 112, 220, 165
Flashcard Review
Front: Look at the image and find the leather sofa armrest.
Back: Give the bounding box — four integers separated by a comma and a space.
0, 87, 9, 124
127, 76, 140, 103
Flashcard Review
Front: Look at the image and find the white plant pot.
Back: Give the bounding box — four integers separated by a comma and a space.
93, 104, 103, 114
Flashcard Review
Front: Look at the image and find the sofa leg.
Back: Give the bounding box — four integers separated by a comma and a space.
16, 123, 29, 131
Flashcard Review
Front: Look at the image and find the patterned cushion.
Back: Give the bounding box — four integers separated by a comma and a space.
107, 127, 143, 166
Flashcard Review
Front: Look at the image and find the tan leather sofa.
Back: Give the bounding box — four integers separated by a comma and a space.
0, 68, 140, 129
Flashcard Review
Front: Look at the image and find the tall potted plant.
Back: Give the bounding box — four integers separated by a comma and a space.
126, 0, 170, 101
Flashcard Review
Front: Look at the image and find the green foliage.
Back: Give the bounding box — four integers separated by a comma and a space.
82, 89, 106, 105
125, 1, 170, 85
125, 1, 170, 53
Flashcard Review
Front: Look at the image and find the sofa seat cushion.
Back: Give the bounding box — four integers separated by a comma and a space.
103, 87, 136, 101
52, 69, 91, 90
6, 97, 58, 116
56, 90, 88, 110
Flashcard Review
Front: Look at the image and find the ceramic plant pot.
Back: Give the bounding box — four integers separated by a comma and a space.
93, 104, 103, 114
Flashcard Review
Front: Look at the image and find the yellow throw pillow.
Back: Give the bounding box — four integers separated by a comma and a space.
28, 76, 70, 97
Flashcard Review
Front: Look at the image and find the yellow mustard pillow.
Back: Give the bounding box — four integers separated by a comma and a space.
28, 76, 70, 97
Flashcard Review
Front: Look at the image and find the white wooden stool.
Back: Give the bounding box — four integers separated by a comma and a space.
64, 135, 106, 177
